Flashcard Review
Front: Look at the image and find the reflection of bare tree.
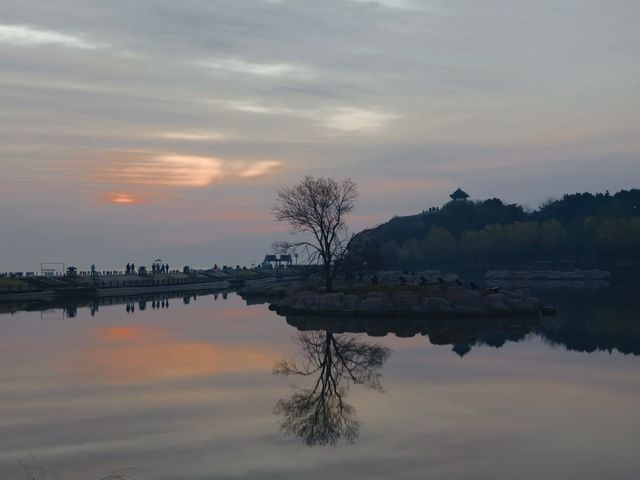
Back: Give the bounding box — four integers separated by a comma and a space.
274, 331, 390, 446
19, 455, 134, 479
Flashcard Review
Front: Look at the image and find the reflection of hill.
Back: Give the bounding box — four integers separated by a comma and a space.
284, 315, 538, 357
281, 302, 640, 356
536, 288, 640, 355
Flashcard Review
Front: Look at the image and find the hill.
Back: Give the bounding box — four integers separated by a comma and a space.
353, 188, 640, 270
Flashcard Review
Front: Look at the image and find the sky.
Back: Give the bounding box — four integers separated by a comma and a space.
1, 0, 639, 271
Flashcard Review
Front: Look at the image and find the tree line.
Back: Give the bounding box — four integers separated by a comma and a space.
358, 189, 640, 268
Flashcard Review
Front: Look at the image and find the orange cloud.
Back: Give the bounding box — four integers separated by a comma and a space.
90, 150, 284, 193
107, 154, 224, 187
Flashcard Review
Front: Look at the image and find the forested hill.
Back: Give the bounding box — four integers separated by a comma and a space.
354, 189, 640, 268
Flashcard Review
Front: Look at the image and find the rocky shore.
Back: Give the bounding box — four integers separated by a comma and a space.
270, 285, 548, 319
486, 269, 610, 280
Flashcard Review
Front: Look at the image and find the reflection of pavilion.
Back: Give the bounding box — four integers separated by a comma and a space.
284, 315, 536, 357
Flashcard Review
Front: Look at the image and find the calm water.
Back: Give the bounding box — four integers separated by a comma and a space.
1, 288, 639, 479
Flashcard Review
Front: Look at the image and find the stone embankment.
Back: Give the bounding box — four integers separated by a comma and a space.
237, 276, 303, 299
486, 269, 610, 280
0, 271, 231, 303
270, 286, 547, 319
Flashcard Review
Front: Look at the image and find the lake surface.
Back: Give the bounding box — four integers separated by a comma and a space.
1, 287, 639, 479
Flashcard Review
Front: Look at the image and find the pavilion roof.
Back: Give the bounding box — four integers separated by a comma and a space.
450, 188, 469, 199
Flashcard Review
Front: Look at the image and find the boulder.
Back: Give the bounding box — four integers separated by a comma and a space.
342, 295, 360, 311
360, 298, 386, 313
453, 305, 483, 315
423, 297, 453, 313
319, 292, 344, 310
366, 291, 387, 300
490, 303, 512, 314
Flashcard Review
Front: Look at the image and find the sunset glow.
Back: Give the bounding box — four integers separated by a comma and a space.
0, 1, 637, 272
0, 1, 639, 477
103, 192, 141, 205
85, 325, 280, 383
104, 154, 225, 187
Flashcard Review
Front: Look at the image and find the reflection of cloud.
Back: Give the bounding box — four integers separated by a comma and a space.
0, 24, 103, 49
201, 57, 313, 79
84, 326, 279, 383
102, 326, 147, 341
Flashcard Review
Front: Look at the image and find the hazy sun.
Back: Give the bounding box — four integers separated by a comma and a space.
103, 192, 140, 204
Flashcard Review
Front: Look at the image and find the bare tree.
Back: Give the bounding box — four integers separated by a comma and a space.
273, 176, 358, 292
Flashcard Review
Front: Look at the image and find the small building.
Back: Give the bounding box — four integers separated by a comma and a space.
449, 188, 469, 202
263, 254, 278, 269
279, 254, 293, 268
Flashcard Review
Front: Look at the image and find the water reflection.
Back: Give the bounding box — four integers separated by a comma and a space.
0, 289, 639, 478
282, 311, 640, 357
0, 287, 229, 318
273, 330, 390, 446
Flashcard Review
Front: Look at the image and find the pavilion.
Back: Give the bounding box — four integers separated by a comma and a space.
449, 188, 469, 202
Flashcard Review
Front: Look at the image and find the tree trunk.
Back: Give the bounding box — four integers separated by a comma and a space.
324, 263, 333, 292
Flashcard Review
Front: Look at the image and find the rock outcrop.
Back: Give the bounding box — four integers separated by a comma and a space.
270, 285, 545, 319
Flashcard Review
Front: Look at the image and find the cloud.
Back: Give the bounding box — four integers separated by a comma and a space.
103, 154, 224, 187
237, 160, 282, 178
348, 0, 418, 10
0, 24, 103, 49
213, 99, 399, 132
157, 131, 229, 141
201, 57, 313, 79
93, 151, 284, 194
321, 107, 400, 132
212, 99, 295, 115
